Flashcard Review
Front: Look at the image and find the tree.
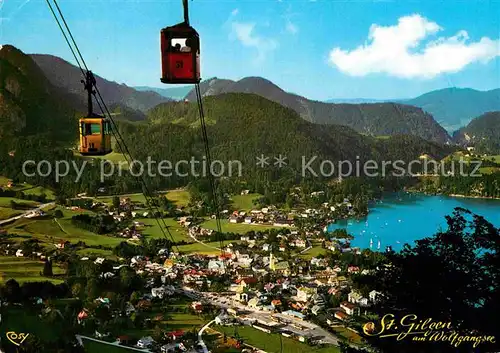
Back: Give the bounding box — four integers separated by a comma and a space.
2, 279, 21, 303
361, 208, 500, 353
42, 258, 53, 277
112, 196, 120, 210
85, 278, 99, 300
130, 291, 141, 304
54, 209, 64, 218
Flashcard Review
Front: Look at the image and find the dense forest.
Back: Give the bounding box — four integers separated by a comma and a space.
185, 77, 451, 143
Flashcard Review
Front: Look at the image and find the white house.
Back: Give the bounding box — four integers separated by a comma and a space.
151, 286, 173, 299
15, 249, 23, 257
215, 311, 234, 325
369, 290, 381, 303
137, 336, 154, 349
208, 260, 225, 273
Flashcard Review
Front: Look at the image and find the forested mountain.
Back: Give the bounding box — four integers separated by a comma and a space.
452, 111, 500, 154
138, 93, 455, 179
0, 47, 456, 198
108, 103, 146, 122
134, 85, 192, 100
30, 54, 171, 112
402, 88, 500, 132
185, 77, 450, 143
0, 45, 80, 147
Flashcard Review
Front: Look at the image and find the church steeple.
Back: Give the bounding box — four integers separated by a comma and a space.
269, 246, 276, 271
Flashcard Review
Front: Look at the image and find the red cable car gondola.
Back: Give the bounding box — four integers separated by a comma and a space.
160, 0, 200, 84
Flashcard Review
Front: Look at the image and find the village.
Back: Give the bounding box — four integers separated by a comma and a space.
0, 184, 378, 353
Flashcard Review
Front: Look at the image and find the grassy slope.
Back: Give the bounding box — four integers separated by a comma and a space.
3, 213, 124, 248
0, 197, 38, 207
96, 189, 189, 207
0, 256, 64, 283
230, 193, 261, 211
201, 219, 287, 234
0, 207, 22, 220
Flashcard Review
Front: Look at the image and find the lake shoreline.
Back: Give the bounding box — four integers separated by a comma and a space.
328, 193, 500, 251
407, 189, 500, 201
448, 194, 500, 201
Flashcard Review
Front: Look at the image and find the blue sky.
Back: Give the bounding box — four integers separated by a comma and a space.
1, 0, 499, 100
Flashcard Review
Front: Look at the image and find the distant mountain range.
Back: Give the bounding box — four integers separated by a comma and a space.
325, 98, 389, 104
134, 85, 192, 101
402, 88, 500, 132
3, 46, 498, 149
139, 82, 500, 134
184, 77, 450, 143
327, 88, 500, 132
0, 46, 456, 184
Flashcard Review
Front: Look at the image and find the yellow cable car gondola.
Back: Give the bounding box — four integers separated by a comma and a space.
78, 71, 112, 155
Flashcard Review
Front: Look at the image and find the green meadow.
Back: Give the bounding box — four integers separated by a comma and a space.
0, 256, 65, 284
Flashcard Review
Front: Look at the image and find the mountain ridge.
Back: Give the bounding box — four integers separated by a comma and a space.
29, 54, 171, 113
184, 77, 451, 143
453, 111, 500, 154
402, 87, 500, 132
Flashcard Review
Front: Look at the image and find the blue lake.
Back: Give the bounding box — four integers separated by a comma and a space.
328, 193, 500, 251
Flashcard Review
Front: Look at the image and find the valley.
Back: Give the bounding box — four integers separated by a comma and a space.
0, 41, 498, 353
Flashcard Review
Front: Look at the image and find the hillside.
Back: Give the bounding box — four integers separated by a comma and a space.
185, 77, 450, 143
137, 93, 455, 181
403, 88, 500, 132
0, 45, 79, 146
30, 54, 171, 112
135, 85, 192, 101
453, 111, 500, 154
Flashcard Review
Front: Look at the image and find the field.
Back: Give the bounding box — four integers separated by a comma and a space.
96, 193, 149, 205
177, 240, 241, 255
76, 248, 116, 259
164, 189, 190, 207
0, 176, 10, 186
0, 256, 65, 284
96, 189, 190, 207
201, 219, 283, 234
479, 166, 500, 174
215, 326, 340, 353
300, 243, 327, 259
330, 327, 364, 345
138, 218, 188, 242
0, 197, 38, 208
89, 151, 129, 163
230, 193, 261, 211
0, 206, 22, 220
23, 186, 56, 200
0, 176, 56, 200
3, 213, 124, 248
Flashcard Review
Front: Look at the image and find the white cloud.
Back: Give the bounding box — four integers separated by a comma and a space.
231, 9, 239, 16
328, 14, 500, 79
230, 21, 277, 64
